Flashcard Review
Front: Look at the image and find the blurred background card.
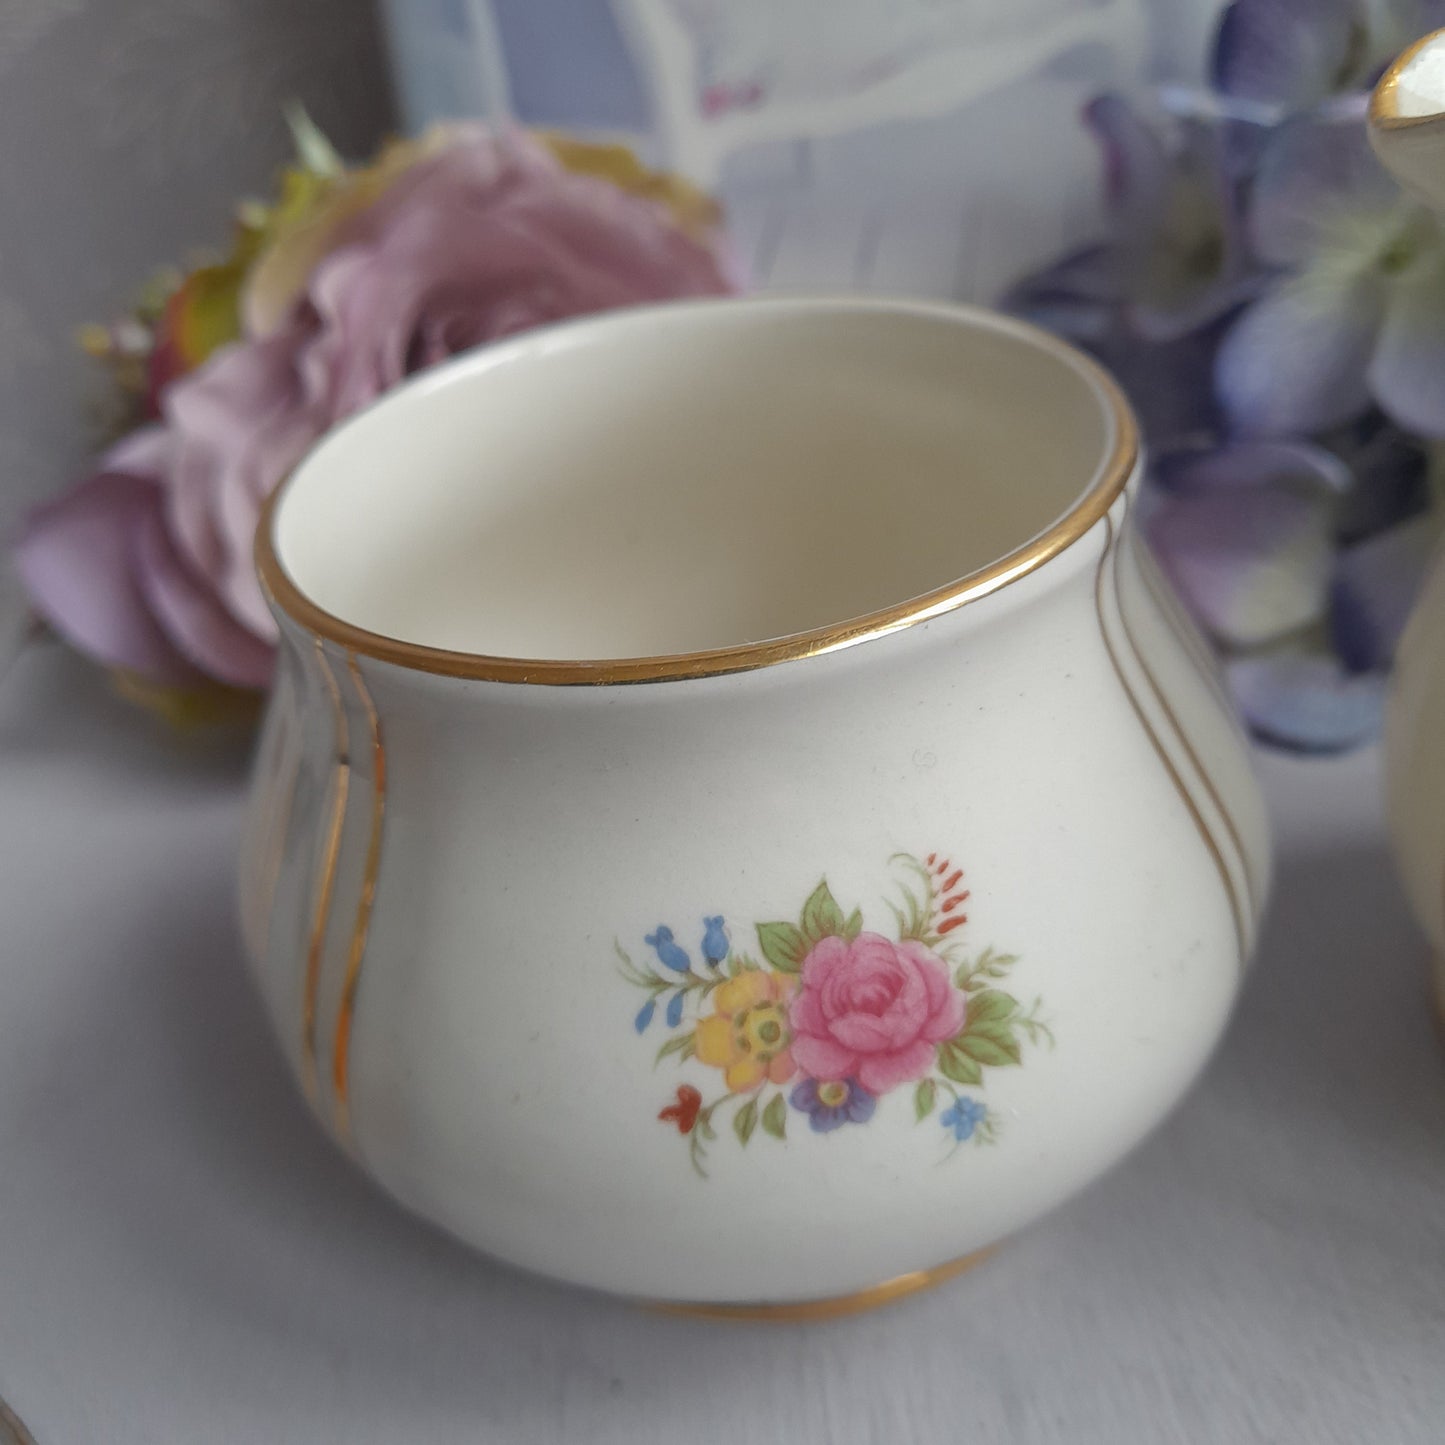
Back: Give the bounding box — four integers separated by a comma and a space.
380, 0, 1225, 299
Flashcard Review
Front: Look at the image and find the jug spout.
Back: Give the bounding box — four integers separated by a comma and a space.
1370, 28, 1445, 213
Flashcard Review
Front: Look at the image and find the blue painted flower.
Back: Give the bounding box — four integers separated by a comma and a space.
789, 1078, 875, 1134
940, 1097, 987, 1142
665, 990, 686, 1029
644, 926, 691, 973
700, 915, 729, 968
634, 999, 656, 1034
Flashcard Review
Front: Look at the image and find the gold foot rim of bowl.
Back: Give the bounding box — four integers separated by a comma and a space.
647, 1245, 996, 1323
0, 1395, 38, 1445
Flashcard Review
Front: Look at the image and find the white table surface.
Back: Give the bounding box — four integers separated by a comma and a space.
2, 640, 1444, 1445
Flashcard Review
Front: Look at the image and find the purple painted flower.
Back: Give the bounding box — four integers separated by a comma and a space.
1216, 110, 1445, 439
1213, 0, 1445, 113
789, 1078, 876, 1134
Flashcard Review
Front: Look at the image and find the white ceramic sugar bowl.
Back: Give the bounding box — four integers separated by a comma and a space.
238, 298, 1271, 1316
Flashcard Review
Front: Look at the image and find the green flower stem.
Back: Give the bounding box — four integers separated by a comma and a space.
687, 1091, 738, 1179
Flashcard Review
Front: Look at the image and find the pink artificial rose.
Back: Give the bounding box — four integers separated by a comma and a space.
14, 428, 275, 688
790, 933, 965, 1096
17, 127, 739, 690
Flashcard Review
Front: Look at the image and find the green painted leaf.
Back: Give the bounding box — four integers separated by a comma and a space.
937, 1039, 983, 1086
800, 879, 846, 942
959, 1028, 1021, 1067
762, 1093, 787, 1139
757, 921, 808, 973
843, 907, 864, 940
914, 1078, 937, 1122
966, 989, 1019, 1023
733, 1097, 759, 1146
698, 1114, 717, 1141
966, 1016, 1020, 1045
654, 1033, 693, 1066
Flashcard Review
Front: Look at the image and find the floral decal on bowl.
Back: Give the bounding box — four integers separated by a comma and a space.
616, 852, 1051, 1176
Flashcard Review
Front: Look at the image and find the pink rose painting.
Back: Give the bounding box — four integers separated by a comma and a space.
790, 933, 965, 1095
617, 851, 1054, 1176
16, 125, 740, 702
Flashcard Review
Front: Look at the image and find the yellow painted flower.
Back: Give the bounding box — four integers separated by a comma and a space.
695, 971, 797, 1092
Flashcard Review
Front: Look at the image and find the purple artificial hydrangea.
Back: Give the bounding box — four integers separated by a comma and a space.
1212, 0, 1445, 113
1006, 0, 1445, 753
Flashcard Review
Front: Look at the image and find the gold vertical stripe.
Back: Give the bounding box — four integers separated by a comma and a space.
257, 763, 299, 962
301, 640, 351, 1105
250, 642, 301, 956
1113, 512, 1258, 940
1108, 514, 1249, 962
332, 655, 386, 1148
240, 683, 289, 950
1094, 513, 1247, 967
1137, 542, 1237, 720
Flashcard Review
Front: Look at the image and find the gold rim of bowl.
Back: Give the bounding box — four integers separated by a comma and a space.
1371, 27, 1445, 131
254, 300, 1139, 687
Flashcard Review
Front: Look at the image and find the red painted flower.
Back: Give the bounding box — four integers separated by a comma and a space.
658, 1084, 702, 1134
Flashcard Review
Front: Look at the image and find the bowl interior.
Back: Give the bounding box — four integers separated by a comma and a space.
270, 299, 1119, 663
